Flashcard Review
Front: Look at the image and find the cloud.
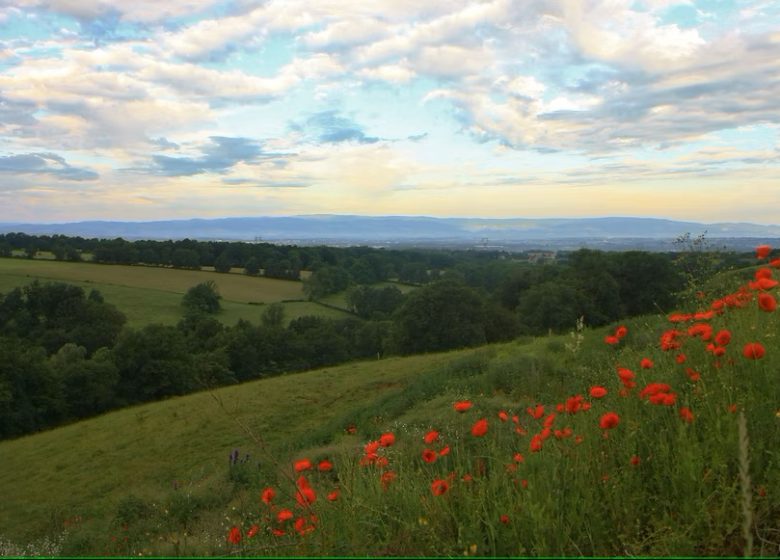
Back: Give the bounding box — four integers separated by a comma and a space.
221, 177, 309, 188
294, 110, 380, 144
147, 136, 288, 176
0, 152, 98, 180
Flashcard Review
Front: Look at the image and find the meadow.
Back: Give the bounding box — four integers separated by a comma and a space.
0, 257, 349, 327
0, 247, 778, 556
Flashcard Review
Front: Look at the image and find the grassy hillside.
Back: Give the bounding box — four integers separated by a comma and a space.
0, 258, 778, 556
0, 258, 349, 327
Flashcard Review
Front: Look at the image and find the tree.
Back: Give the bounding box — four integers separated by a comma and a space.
244, 256, 260, 276
261, 302, 285, 329
388, 280, 487, 355
303, 266, 352, 299
182, 281, 221, 315
214, 252, 232, 273
171, 248, 201, 270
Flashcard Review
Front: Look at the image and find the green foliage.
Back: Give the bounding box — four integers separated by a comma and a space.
243, 256, 260, 276
214, 252, 232, 273
303, 265, 352, 299
182, 281, 222, 315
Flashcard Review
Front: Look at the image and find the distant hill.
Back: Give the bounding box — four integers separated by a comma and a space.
2, 215, 779, 249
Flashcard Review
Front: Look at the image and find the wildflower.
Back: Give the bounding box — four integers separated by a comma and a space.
364, 440, 381, 455
668, 313, 692, 323
423, 430, 439, 444
675, 353, 687, 364
380, 470, 396, 490
604, 335, 619, 345
345, 424, 357, 434
599, 412, 620, 430
758, 293, 777, 312
756, 244, 772, 259
277, 509, 294, 522
589, 386, 607, 399
527, 404, 544, 419
327, 490, 339, 501
228, 526, 242, 544
454, 401, 473, 413
714, 329, 731, 346
554, 427, 573, 439
574, 435, 584, 445
615, 325, 628, 339
294, 459, 312, 472
500, 514, 510, 525
261, 487, 275, 505
686, 368, 701, 382
375, 456, 389, 468
271, 528, 286, 537
630, 455, 640, 466
247, 524, 259, 538
770, 258, 780, 268
755, 268, 773, 280
513, 452, 525, 463
750, 277, 779, 291
640, 358, 654, 369
471, 418, 488, 437
422, 449, 437, 464
498, 410, 509, 422
687, 322, 712, 340
521, 479, 528, 488
617, 367, 636, 389
743, 342, 766, 360
660, 330, 683, 351
431, 478, 450, 496
511, 414, 520, 424
728, 403, 738, 413
318, 459, 333, 472
565, 395, 584, 414
439, 446, 451, 456
294, 517, 315, 536
543, 412, 557, 427
679, 407, 694, 423
379, 432, 396, 447
530, 434, 543, 452
296, 486, 317, 506
462, 473, 473, 482
639, 382, 672, 400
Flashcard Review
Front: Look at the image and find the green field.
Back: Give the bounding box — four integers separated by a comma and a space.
0, 257, 349, 327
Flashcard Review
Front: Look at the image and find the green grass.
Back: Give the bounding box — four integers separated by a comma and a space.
0, 258, 349, 327
0, 264, 778, 556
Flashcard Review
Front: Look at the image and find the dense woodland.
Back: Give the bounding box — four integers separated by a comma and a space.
0, 232, 753, 440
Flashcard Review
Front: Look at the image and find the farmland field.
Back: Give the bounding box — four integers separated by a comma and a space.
0, 257, 349, 327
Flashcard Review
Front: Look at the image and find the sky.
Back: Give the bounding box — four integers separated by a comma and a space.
0, 0, 779, 224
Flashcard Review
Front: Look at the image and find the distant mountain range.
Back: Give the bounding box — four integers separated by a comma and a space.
2, 215, 779, 250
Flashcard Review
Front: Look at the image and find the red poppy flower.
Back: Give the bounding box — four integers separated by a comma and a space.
543, 413, 557, 427
527, 404, 544, 419
454, 401, 473, 413
294, 517, 315, 536
247, 524, 259, 538
271, 528, 286, 537
431, 478, 450, 496
756, 244, 772, 259
686, 368, 701, 382
675, 353, 687, 364
364, 440, 380, 455
375, 456, 389, 468
599, 412, 620, 430
640, 358, 654, 369
497, 410, 509, 422
379, 432, 396, 447
679, 407, 694, 423
228, 526, 242, 544
630, 455, 640, 466
743, 342, 765, 359
294, 459, 312, 472
513, 452, 525, 463
380, 470, 396, 490
639, 382, 672, 399
295, 486, 316, 507
462, 473, 473, 482
770, 258, 780, 268
714, 329, 731, 346
565, 395, 584, 414
687, 322, 713, 340
327, 490, 339, 501
668, 312, 692, 323
604, 335, 619, 345
589, 386, 607, 399
422, 449, 437, 464
728, 403, 738, 413
439, 446, 451, 456
318, 459, 333, 472
750, 277, 779, 291
277, 509, 294, 522
614, 325, 628, 339
759, 293, 777, 312
755, 267, 773, 280
660, 329, 683, 351
500, 514, 510, 525
471, 418, 488, 437
261, 487, 275, 505
530, 434, 543, 452
423, 430, 439, 444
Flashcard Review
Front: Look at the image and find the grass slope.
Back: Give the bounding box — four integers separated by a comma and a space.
0, 258, 349, 327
